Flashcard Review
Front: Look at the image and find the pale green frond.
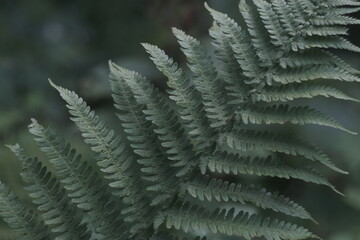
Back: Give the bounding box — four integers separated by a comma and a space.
331, 6, 360, 14
279, 49, 357, 71
293, 36, 360, 52
28, 119, 129, 239
200, 152, 341, 194
141, 44, 214, 150
48, 80, 149, 233
209, 23, 249, 104
172, 28, 231, 127
272, 66, 360, 84
238, 0, 278, 66
1, 1, 359, 239
252, 82, 360, 102
237, 104, 356, 134
0, 182, 53, 240
325, 50, 360, 74
159, 203, 319, 240
303, 26, 348, 36
310, 15, 360, 25
286, 0, 309, 24
187, 175, 314, 221
109, 63, 179, 205
109, 63, 196, 177
49, 79, 140, 193
219, 129, 347, 173
326, 0, 360, 7
205, 3, 265, 82
271, 0, 299, 36
253, 0, 289, 47
10, 151, 91, 240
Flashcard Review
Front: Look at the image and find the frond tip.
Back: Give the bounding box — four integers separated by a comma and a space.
200, 152, 343, 195
237, 104, 357, 134
158, 203, 320, 240
49, 78, 150, 234
219, 129, 348, 174
186, 175, 316, 222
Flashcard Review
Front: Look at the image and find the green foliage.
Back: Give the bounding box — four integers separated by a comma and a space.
200, 152, 341, 194
157, 203, 318, 240
7, 144, 91, 240
0, 181, 52, 240
186, 175, 315, 221
28, 120, 128, 239
1, 0, 359, 239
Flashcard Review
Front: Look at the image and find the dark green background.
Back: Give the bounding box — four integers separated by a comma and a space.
0, 0, 359, 239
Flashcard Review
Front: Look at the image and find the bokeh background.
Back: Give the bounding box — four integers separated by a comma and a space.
0, 0, 360, 239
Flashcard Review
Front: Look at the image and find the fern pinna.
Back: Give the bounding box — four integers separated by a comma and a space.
1, 0, 359, 239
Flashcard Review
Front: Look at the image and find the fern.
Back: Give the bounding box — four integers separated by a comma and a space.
7, 144, 90, 239
0, 182, 52, 240
1, 0, 359, 239
171, 28, 231, 128
28, 119, 128, 239
219, 129, 346, 173
141, 44, 215, 150
109, 63, 179, 206
200, 152, 341, 194
156, 203, 319, 240
236, 104, 356, 134
48, 80, 154, 236
109, 64, 197, 177
186, 175, 315, 221
251, 82, 360, 102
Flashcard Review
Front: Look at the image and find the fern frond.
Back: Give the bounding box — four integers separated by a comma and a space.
200, 152, 341, 194
0, 182, 52, 240
109, 63, 196, 177
237, 104, 356, 134
271, 0, 299, 36
303, 26, 349, 36
141, 44, 214, 150
293, 36, 360, 52
28, 119, 129, 239
278, 49, 360, 73
1, 1, 358, 239
239, 0, 279, 66
206, 3, 264, 83
207, 0, 360, 90
186, 175, 314, 221
272, 66, 360, 84
209, 23, 249, 104
331, 6, 360, 14
326, 50, 360, 74
207, 1, 268, 83
157, 203, 318, 240
253, 0, 289, 47
8, 148, 91, 240
109, 63, 179, 205
219, 129, 347, 173
252, 82, 360, 102
310, 15, 360, 25
48, 80, 150, 233
172, 28, 231, 127
326, 0, 360, 7
279, 50, 335, 69
286, 0, 313, 23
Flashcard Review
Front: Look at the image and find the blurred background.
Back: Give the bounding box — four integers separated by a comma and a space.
0, 0, 360, 239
